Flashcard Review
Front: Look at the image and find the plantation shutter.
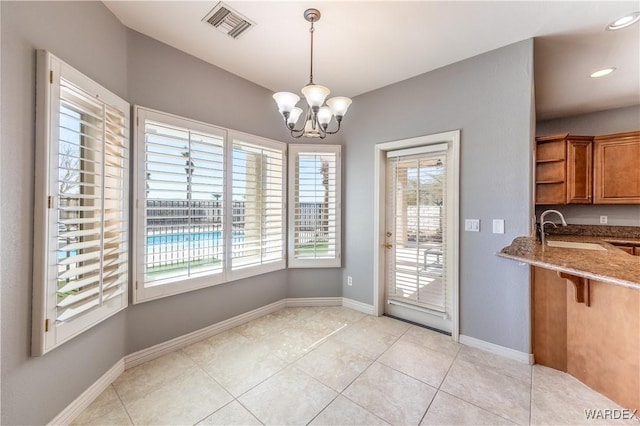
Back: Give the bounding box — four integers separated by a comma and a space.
33, 51, 130, 355
231, 135, 286, 273
288, 145, 341, 268
142, 119, 225, 284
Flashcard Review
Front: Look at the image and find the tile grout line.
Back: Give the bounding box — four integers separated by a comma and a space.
305, 316, 406, 426
111, 384, 136, 426
178, 343, 243, 425
438, 348, 534, 425
206, 309, 369, 425
416, 342, 463, 425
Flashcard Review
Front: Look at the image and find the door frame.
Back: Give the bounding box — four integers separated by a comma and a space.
373, 130, 460, 341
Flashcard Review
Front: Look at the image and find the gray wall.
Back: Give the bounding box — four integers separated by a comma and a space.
536, 105, 640, 226
342, 40, 535, 353
124, 30, 289, 354
1, 2, 129, 424
0, 4, 340, 424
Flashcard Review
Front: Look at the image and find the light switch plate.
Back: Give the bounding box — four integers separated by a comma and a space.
493, 219, 505, 234
465, 219, 480, 232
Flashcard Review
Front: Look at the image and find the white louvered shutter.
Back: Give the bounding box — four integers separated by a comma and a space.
33, 51, 130, 355
231, 135, 286, 273
288, 145, 341, 268
134, 109, 227, 302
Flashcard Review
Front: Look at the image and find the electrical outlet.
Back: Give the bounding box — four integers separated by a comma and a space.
600, 216, 608, 224
347, 276, 353, 286
465, 219, 480, 232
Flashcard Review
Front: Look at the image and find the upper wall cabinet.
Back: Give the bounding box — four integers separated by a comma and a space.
535, 133, 593, 205
593, 131, 640, 204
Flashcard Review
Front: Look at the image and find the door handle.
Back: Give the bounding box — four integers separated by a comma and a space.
385, 243, 393, 249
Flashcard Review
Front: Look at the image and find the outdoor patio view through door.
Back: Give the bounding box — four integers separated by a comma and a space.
385, 143, 454, 333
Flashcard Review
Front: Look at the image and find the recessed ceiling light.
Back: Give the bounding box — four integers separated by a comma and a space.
606, 12, 640, 30
590, 68, 616, 78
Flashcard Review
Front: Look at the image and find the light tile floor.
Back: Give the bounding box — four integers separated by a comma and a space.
72, 306, 639, 426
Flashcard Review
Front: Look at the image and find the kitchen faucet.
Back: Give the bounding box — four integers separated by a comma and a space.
539, 209, 568, 246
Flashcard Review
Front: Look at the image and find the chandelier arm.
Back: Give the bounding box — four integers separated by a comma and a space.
324, 120, 342, 135
289, 128, 305, 139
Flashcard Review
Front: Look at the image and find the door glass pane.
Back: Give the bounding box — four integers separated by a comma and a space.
387, 153, 447, 312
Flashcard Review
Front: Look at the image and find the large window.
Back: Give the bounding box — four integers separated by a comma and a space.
133, 108, 286, 302
33, 51, 130, 355
288, 144, 341, 268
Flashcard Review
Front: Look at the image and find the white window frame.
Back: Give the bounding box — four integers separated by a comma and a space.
227, 131, 287, 281
133, 107, 287, 303
288, 144, 342, 268
32, 51, 130, 356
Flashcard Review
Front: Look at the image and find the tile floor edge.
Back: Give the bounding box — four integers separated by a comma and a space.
48, 297, 372, 425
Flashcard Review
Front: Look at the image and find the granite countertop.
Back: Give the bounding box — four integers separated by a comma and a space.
497, 230, 640, 290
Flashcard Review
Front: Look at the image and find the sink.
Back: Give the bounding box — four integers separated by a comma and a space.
546, 240, 607, 251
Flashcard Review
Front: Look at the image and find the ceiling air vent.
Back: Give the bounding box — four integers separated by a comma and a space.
203, 2, 255, 39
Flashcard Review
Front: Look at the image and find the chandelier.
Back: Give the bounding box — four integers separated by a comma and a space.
273, 8, 352, 139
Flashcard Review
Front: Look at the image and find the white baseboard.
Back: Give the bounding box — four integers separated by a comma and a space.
48, 358, 125, 426
342, 298, 376, 315
52, 296, 369, 425
284, 297, 342, 307
459, 334, 534, 365
125, 299, 286, 369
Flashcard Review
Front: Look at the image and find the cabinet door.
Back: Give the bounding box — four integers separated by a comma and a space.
594, 131, 640, 204
634, 246, 640, 256
566, 139, 592, 204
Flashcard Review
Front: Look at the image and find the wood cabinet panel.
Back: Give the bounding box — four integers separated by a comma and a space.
532, 266, 640, 411
532, 267, 567, 371
566, 140, 592, 204
566, 279, 640, 411
594, 131, 640, 204
635, 247, 640, 256
616, 245, 634, 255
536, 138, 566, 161
535, 134, 592, 205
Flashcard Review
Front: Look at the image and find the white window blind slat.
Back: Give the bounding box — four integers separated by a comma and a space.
231, 139, 285, 271
288, 145, 341, 268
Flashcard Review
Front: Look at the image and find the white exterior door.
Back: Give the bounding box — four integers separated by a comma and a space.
384, 143, 455, 332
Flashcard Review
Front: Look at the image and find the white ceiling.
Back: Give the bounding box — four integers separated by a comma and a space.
103, 1, 640, 120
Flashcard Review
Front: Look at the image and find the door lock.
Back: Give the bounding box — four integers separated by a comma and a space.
386, 232, 392, 237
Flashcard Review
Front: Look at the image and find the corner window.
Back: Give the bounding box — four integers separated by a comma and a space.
288, 144, 341, 268
133, 108, 286, 303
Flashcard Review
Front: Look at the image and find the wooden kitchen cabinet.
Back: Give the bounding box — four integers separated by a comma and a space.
535, 134, 593, 205
532, 266, 640, 411
593, 131, 640, 204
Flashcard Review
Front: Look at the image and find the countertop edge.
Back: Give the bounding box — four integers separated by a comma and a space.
495, 251, 640, 291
